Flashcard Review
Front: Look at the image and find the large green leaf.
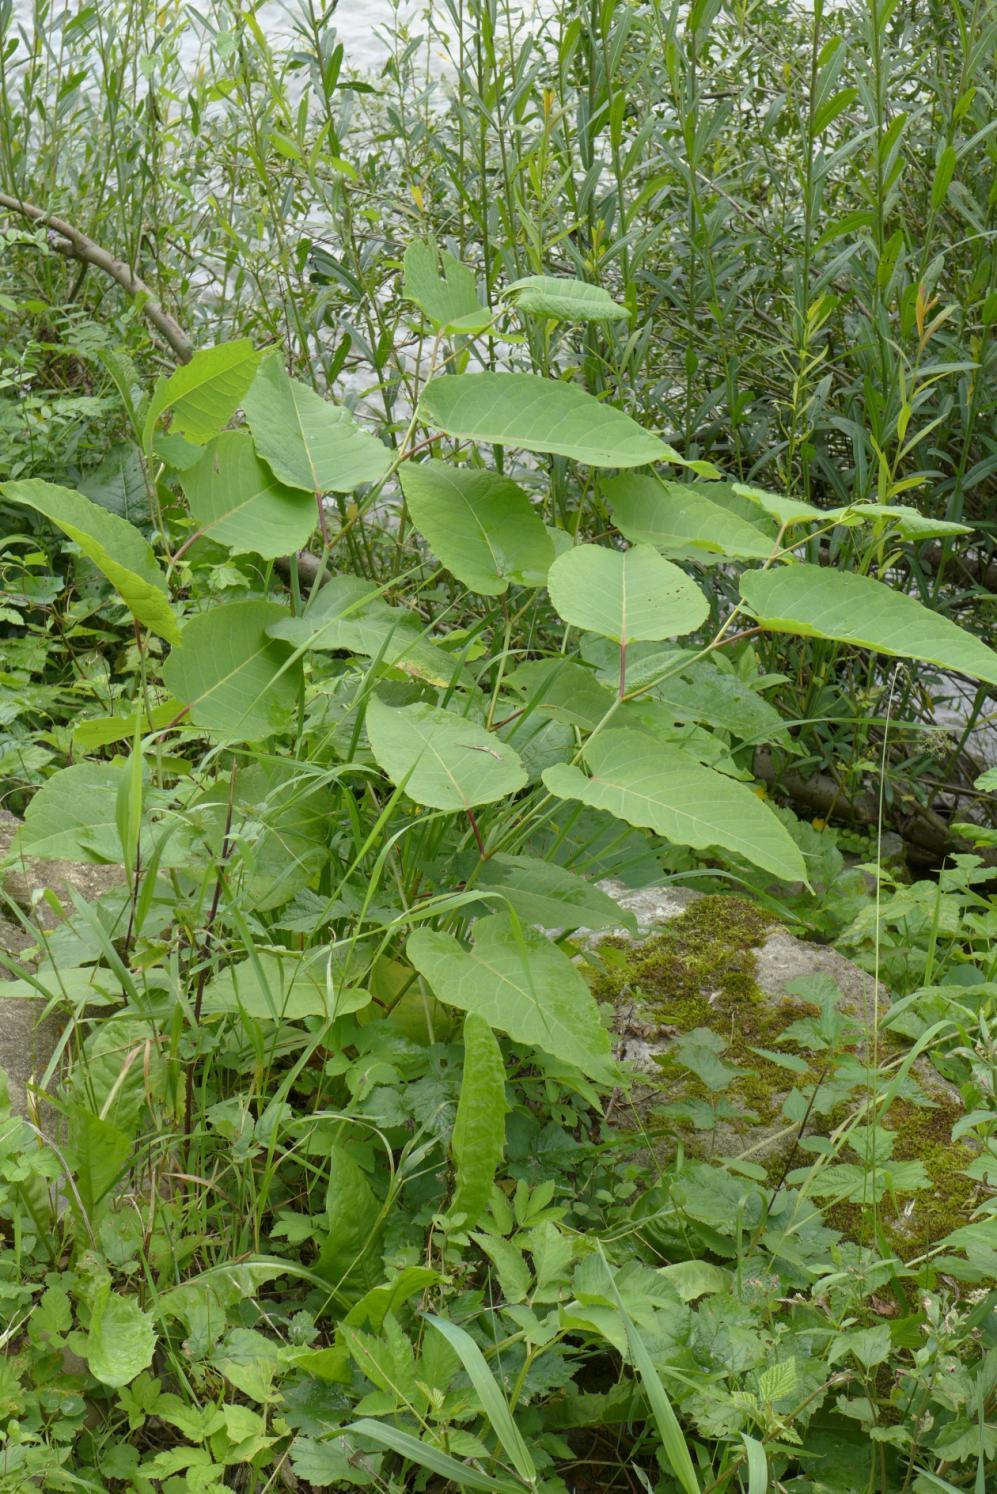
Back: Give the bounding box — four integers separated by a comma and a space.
732, 483, 826, 527
243, 357, 390, 494
402, 239, 492, 332
548, 543, 708, 643
366, 697, 526, 811
542, 729, 807, 883
1, 479, 179, 643
503, 275, 628, 322
85, 1286, 157, 1388
163, 600, 302, 740
200, 952, 369, 1022
399, 459, 553, 594
420, 371, 698, 469
449, 1012, 508, 1230
475, 853, 635, 932
181, 430, 316, 557
604, 476, 775, 560
316, 1145, 382, 1293
269, 575, 461, 686
740, 564, 997, 685
17, 759, 126, 863
142, 339, 261, 450
408, 913, 615, 1081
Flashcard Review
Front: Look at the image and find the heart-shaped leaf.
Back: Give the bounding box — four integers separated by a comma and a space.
181, 430, 316, 557
243, 357, 390, 494
548, 543, 708, 642
400, 459, 553, 593
366, 697, 526, 811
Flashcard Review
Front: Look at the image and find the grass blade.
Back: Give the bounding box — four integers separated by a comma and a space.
345, 1418, 523, 1492
424, 1313, 537, 1485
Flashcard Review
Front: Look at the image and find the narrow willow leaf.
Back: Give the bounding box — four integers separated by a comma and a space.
244, 356, 391, 494
604, 475, 775, 559
503, 275, 628, 322
142, 339, 260, 450
403, 238, 492, 331
181, 429, 316, 557
476, 853, 636, 932
542, 729, 807, 884
420, 372, 689, 469
449, 1012, 508, 1230
85, 1287, 157, 1389
547, 543, 708, 643
366, 697, 526, 811
163, 599, 302, 740
344, 1420, 522, 1492
741, 564, 997, 686
424, 1315, 537, 1483
399, 459, 553, 593
408, 914, 615, 1082
1, 479, 179, 643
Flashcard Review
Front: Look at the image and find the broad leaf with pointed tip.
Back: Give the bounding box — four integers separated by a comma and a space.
543, 729, 807, 884
408, 913, 615, 1081
163, 600, 302, 740
605, 476, 775, 560
732, 483, 825, 527
548, 543, 708, 642
476, 853, 636, 932
366, 697, 526, 810
503, 275, 628, 322
201, 953, 369, 1022
420, 372, 707, 470
1, 479, 179, 642
142, 339, 260, 451
181, 430, 316, 557
243, 357, 390, 494
400, 459, 553, 593
403, 239, 492, 332
741, 564, 997, 685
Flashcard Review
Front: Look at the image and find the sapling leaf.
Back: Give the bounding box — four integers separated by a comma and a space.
243, 355, 390, 494
503, 274, 628, 322
163, 599, 302, 740
181, 429, 317, 556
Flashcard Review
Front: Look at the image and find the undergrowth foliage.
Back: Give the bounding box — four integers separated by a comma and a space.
0, 2, 996, 1492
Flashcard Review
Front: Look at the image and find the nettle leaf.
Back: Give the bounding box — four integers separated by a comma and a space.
85, 1285, 157, 1388
503, 275, 628, 322
142, 339, 261, 450
399, 459, 553, 594
548, 543, 709, 643
181, 430, 316, 557
408, 913, 615, 1082
542, 729, 807, 884
448, 1012, 508, 1230
163, 599, 302, 740
476, 853, 635, 932
403, 238, 492, 332
420, 371, 706, 471
741, 564, 997, 686
604, 476, 775, 560
366, 697, 526, 811
1, 479, 179, 643
269, 574, 460, 687
243, 355, 390, 494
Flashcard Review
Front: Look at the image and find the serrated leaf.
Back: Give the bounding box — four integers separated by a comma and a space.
605, 475, 775, 559
741, 564, 997, 685
757, 1357, 797, 1403
243, 356, 390, 494
542, 728, 807, 884
503, 274, 628, 322
142, 339, 260, 450
85, 1287, 156, 1388
449, 1012, 508, 1230
475, 853, 635, 931
399, 459, 553, 593
408, 913, 615, 1081
181, 430, 316, 557
366, 697, 526, 811
1, 479, 179, 642
420, 371, 691, 468
548, 543, 708, 643
163, 599, 302, 740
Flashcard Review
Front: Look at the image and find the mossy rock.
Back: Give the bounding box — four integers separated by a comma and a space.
587, 883, 985, 1254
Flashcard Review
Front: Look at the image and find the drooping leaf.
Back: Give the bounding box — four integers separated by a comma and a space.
85, 1286, 157, 1388
402, 239, 492, 332
79, 442, 148, 524
315, 1145, 382, 1293
142, 339, 260, 450
18, 759, 128, 862
181, 430, 316, 557
73, 700, 182, 752
547, 543, 708, 643
1, 479, 179, 642
366, 697, 526, 811
399, 459, 553, 593
420, 371, 700, 470
828, 502, 972, 540
269, 574, 461, 687
732, 482, 825, 527
604, 475, 775, 560
475, 853, 635, 932
740, 564, 997, 685
243, 356, 390, 494
503, 275, 628, 322
408, 913, 616, 1081
344, 1419, 521, 1493
200, 952, 369, 1022
423, 1315, 537, 1483
542, 729, 807, 884
448, 1012, 508, 1231
163, 599, 303, 740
